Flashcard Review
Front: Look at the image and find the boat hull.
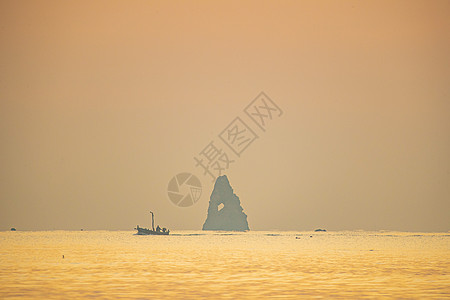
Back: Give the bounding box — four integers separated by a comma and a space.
135, 226, 169, 235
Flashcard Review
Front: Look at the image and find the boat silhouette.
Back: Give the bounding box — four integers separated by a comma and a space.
135, 211, 170, 235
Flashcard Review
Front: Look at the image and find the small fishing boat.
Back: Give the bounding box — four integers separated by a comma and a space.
135, 211, 170, 235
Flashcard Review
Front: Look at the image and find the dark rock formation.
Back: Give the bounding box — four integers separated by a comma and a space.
202, 175, 249, 231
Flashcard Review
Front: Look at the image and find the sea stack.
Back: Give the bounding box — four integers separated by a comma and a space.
202, 175, 249, 231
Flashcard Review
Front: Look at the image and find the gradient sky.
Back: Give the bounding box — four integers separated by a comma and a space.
1, 0, 449, 231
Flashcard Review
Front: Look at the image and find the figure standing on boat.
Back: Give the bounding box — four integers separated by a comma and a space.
135, 211, 170, 235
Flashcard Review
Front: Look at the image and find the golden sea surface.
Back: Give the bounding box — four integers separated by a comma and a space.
0, 230, 449, 299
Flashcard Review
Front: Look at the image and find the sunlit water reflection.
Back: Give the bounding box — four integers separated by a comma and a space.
1, 231, 449, 299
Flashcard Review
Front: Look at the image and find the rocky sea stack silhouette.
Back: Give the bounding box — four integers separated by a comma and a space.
202, 175, 249, 231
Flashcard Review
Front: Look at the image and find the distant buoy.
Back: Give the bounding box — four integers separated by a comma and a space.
62, 255, 64, 259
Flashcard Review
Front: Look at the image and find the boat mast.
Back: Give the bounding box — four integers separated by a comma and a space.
150, 211, 155, 231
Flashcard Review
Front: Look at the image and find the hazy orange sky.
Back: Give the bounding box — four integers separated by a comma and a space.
1, 0, 449, 231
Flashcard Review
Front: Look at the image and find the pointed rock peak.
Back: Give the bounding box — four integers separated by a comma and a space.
214, 175, 230, 188
202, 175, 249, 231
212, 175, 233, 196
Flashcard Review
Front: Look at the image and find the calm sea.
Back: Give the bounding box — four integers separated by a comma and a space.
0, 230, 449, 299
